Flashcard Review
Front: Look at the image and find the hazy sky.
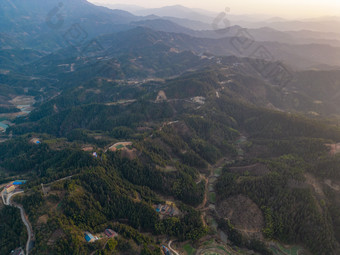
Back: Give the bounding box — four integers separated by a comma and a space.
89, 0, 340, 19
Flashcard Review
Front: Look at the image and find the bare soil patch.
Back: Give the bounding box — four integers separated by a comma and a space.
326, 143, 340, 155
82, 146, 94, 152
324, 179, 340, 191
9, 95, 35, 105
156, 90, 167, 102
37, 214, 49, 225
304, 173, 324, 197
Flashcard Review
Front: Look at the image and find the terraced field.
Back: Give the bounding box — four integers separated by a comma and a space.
270, 242, 306, 255
194, 239, 241, 255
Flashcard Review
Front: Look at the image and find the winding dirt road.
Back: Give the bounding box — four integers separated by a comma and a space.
1, 187, 34, 255
168, 240, 180, 255
12, 201, 33, 255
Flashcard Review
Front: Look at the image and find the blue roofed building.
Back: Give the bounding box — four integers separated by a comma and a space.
13, 180, 27, 185
85, 232, 95, 242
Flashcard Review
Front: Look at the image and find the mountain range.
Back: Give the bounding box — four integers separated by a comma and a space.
1, 1, 340, 255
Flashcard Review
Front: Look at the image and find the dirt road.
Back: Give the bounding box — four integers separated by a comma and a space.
1, 185, 34, 255
12, 201, 33, 255
168, 240, 180, 255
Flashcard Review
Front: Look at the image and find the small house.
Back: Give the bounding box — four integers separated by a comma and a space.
104, 229, 118, 238
10, 248, 24, 255
5, 184, 15, 193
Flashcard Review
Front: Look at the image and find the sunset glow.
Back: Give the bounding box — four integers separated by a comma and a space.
89, 0, 340, 18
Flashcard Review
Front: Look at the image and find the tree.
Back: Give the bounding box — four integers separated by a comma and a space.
107, 238, 118, 251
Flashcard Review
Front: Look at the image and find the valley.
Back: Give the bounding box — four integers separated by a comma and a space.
0, 96, 35, 133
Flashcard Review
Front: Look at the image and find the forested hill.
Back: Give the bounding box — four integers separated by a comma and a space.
2, 64, 340, 254
2, 1, 340, 254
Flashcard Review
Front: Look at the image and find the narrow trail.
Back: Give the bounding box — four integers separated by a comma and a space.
43, 175, 73, 186
236, 228, 261, 233
42, 175, 73, 196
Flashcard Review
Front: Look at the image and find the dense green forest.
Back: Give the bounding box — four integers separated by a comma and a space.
216, 156, 337, 254
0, 206, 27, 254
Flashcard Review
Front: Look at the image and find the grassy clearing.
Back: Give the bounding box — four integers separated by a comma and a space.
201, 247, 232, 255
278, 243, 301, 255
203, 239, 214, 246
214, 168, 222, 176
209, 192, 216, 204
158, 165, 178, 173
217, 246, 230, 253
183, 244, 196, 255
207, 217, 218, 231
